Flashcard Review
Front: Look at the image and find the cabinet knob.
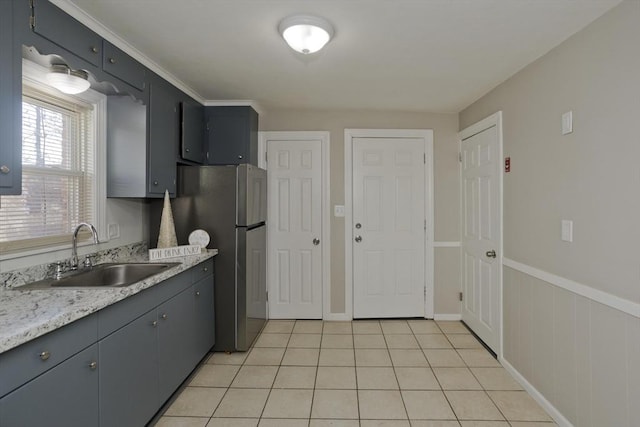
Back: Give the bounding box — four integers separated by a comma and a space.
151, 320, 158, 327
153, 180, 158, 186
195, 291, 201, 296
90, 46, 98, 53
89, 361, 97, 370
238, 155, 243, 159
185, 148, 190, 153
203, 267, 208, 272
0, 165, 9, 174
161, 313, 167, 320
39, 351, 50, 361
109, 57, 116, 64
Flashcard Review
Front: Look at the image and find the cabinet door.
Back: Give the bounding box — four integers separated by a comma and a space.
103, 41, 146, 91
193, 275, 216, 360
99, 310, 159, 427
206, 106, 258, 165
31, 0, 102, 66
148, 80, 179, 196
0, 344, 99, 427
181, 100, 204, 163
0, 0, 21, 195
157, 287, 195, 402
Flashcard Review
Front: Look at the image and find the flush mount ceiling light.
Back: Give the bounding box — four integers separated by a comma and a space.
45, 64, 91, 94
279, 15, 334, 54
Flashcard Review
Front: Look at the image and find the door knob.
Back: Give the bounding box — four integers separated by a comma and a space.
486, 250, 496, 258
313, 238, 320, 246
355, 235, 362, 243
355, 223, 362, 229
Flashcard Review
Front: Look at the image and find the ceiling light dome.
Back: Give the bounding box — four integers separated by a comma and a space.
279, 15, 334, 54
45, 64, 91, 94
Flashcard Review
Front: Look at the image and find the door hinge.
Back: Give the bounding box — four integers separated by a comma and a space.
424, 287, 427, 297
458, 152, 462, 162
459, 292, 463, 302
266, 291, 268, 301
29, 0, 35, 29
423, 153, 426, 164
265, 151, 268, 163
424, 219, 426, 231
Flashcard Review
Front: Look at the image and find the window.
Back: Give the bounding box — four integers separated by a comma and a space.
0, 62, 104, 254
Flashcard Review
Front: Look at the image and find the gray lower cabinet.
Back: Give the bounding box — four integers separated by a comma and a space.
98, 310, 159, 427
193, 275, 216, 359
0, 259, 215, 427
0, 344, 99, 427
158, 287, 195, 402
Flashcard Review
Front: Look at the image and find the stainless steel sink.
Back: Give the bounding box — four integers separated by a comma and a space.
19, 263, 180, 289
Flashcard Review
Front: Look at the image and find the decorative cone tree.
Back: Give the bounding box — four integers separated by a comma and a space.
157, 190, 178, 248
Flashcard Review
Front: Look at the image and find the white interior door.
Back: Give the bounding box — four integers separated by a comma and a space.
460, 120, 501, 352
267, 138, 323, 318
352, 137, 426, 318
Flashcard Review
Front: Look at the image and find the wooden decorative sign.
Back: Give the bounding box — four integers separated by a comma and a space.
149, 245, 202, 261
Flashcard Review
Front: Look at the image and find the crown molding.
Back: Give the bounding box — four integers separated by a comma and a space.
203, 100, 265, 115
49, 0, 204, 104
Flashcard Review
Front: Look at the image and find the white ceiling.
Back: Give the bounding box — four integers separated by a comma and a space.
63, 0, 621, 113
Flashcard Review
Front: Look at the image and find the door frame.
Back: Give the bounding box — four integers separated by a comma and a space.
259, 131, 332, 320
458, 111, 504, 358
345, 129, 434, 320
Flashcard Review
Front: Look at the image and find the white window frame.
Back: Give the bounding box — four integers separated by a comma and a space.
0, 60, 107, 260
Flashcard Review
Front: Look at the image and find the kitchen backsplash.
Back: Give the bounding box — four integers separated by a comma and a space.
0, 241, 148, 289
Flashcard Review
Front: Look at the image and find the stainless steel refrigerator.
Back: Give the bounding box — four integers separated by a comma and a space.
150, 164, 267, 351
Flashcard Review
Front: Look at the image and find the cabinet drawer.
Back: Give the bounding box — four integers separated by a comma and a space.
0, 314, 97, 397
192, 258, 214, 283
103, 41, 146, 90
32, 0, 102, 67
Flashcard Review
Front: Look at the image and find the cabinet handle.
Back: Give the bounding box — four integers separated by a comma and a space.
161, 313, 167, 320
109, 57, 116, 64
89, 361, 97, 370
90, 46, 98, 53
39, 351, 50, 361
0, 165, 9, 174
151, 320, 158, 327
195, 291, 201, 297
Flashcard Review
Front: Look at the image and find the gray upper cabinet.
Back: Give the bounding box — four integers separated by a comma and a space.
181, 99, 205, 163
31, 0, 102, 67
102, 41, 146, 91
0, 0, 22, 195
148, 77, 180, 196
206, 106, 259, 165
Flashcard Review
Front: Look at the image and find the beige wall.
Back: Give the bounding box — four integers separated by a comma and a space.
460, 1, 639, 425
260, 109, 461, 315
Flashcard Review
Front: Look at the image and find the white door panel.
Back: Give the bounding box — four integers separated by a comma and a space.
268, 139, 323, 318
352, 137, 425, 318
461, 124, 500, 352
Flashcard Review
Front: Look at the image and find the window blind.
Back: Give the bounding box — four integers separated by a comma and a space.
0, 86, 95, 252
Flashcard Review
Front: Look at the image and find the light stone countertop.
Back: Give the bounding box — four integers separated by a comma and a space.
0, 250, 218, 354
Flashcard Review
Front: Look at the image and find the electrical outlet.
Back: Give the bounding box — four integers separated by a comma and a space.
108, 223, 120, 239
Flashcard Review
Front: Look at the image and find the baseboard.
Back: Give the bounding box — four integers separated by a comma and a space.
433, 313, 462, 321
500, 357, 573, 427
323, 313, 352, 321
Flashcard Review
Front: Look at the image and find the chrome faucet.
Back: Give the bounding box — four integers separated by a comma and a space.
71, 223, 100, 270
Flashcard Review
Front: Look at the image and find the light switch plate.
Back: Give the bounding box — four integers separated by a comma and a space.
334, 205, 345, 217
561, 220, 573, 242
562, 111, 573, 135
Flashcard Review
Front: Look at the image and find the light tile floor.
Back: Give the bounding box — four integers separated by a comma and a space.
154, 320, 557, 427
